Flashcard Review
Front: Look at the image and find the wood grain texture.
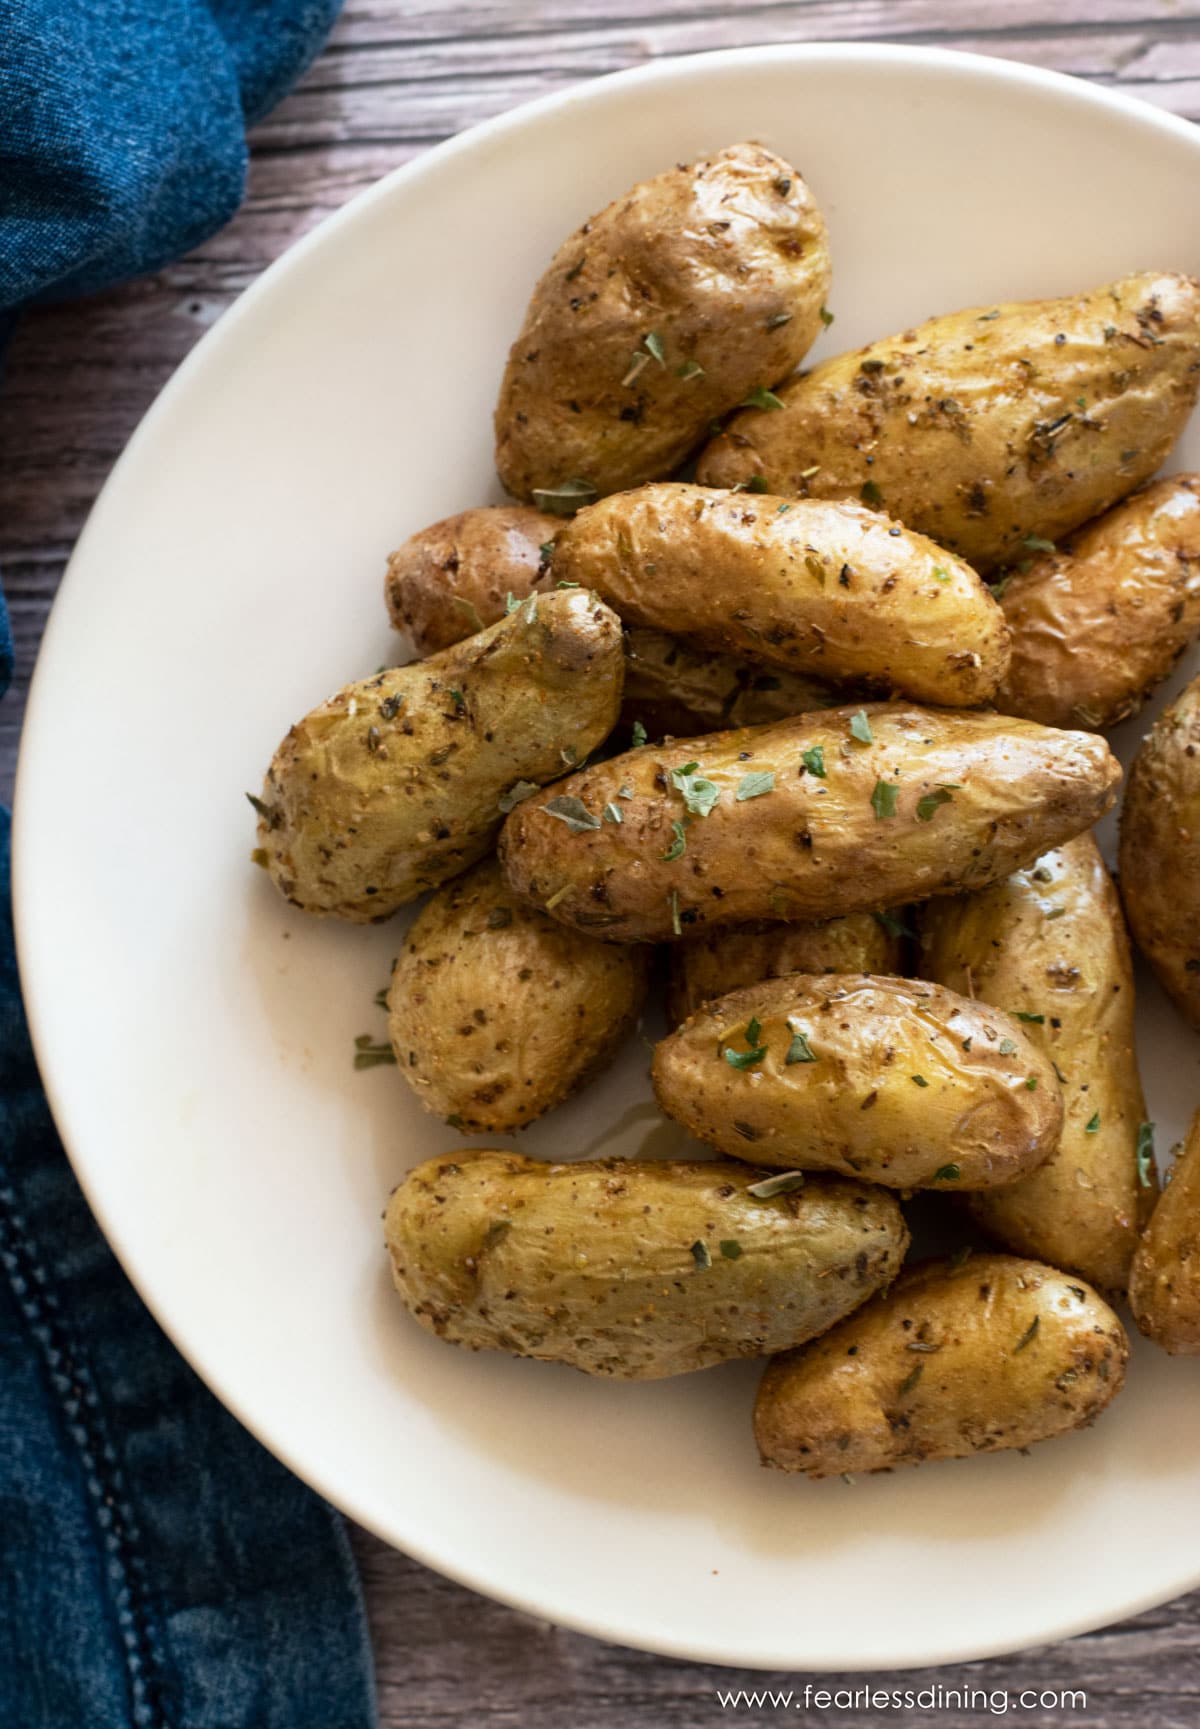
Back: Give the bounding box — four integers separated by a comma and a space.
4, 1, 1200, 1718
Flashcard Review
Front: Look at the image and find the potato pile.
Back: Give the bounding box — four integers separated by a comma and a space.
252, 140, 1200, 1479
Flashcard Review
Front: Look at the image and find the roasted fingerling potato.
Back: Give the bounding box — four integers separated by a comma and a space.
920, 836, 1154, 1293
387, 858, 651, 1132
622, 626, 837, 739
498, 703, 1121, 943
699, 272, 1200, 570
254, 589, 624, 920
494, 142, 832, 504
754, 1254, 1129, 1475
653, 974, 1062, 1190
998, 475, 1200, 730
555, 484, 1009, 707
385, 505, 562, 655
1119, 672, 1200, 1030
666, 912, 903, 1026
1129, 1108, 1200, 1354
384, 1152, 909, 1379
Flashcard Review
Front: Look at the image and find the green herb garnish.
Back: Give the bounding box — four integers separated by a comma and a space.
801, 745, 826, 778
785, 1024, 817, 1065
1137, 1121, 1156, 1188
740, 385, 785, 412
603, 803, 623, 824
719, 1240, 743, 1260
531, 478, 598, 517
737, 770, 775, 801
766, 311, 792, 330
916, 787, 954, 822
861, 479, 883, 507
630, 720, 648, 748
498, 780, 540, 814
819, 305, 835, 327
672, 762, 721, 817
675, 358, 705, 380
871, 780, 899, 821
849, 710, 874, 744
1086, 1111, 1101, 1134
933, 1163, 961, 1181
1024, 535, 1057, 553
1013, 1316, 1040, 1354
246, 792, 280, 829
543, 795, 601, 833
746, 1171, 806, 1199
691, 1240, 712, 1269
662, 819, 688, 861
911, 1074, 929, 1088
1015, 1011, 1044, 1023
353, 1034, 396, 1071
998, 1038, 1018, 1056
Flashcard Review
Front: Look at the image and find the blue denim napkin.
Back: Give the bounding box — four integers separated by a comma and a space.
1, 3, 378, 1724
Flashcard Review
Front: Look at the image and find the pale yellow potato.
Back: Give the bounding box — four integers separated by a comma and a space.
919, 836, 1155, 1293
621, 625, 837, 739
1129, 1108, 1200, 1353
254, 590, 623, 920
494, 142, 831, 503
387, 858, 651, 1132
998, 475, 1200, 729
556, 484, 1008, 707
652, 974, 1061, 1190
1119, 672, 1200, 1029
699, 272, 1200, 571
384, 1151, 908, 1379
666, 913, 903, 1026
384, 505, 561, 655
754, 1254, 1129, 1475
498, 702, 1121, 943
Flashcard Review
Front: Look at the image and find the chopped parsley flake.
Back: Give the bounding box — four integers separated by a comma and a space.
871, 779, 899, 821
737, 770, 775, 801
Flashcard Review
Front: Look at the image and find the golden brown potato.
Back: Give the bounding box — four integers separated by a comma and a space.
498, 702, 1121, 943
1119, 673, 1200, 1029
754, 1254, 1129, 1475
494, 142, 831, 504
621, 626, 837, 739
1129, 1108, 1200, 1353
666, 914, 903, 1026
555, 484, 1008, 707
652, 974, 1062, 1190
254, 590, 623, 921
919, 836, 1155, 1293
384, 1152, 908, 1379
385, 505, 561, 655
699, 272, 1200, 570
387, 858, 651, 1131
998, 475, 1200, 729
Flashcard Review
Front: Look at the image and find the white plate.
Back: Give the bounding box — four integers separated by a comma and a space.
15, 44, 1200, 1672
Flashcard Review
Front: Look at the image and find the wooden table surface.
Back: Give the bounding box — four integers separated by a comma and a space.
5, 3, 1200, 1722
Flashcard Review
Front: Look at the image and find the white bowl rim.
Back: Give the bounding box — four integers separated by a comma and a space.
14, 40, 1200, 1671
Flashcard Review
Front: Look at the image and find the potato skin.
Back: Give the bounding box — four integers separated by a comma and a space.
385, 505, 562, 655
622, 625, 836, 739
1129, 1109, 1200, 1353
498, 702, 1121, 943
754, 1254, 1129, 1475
666, 914, 903, 1026
699, 272, 1200, 571
556, 484, 1008, 707
1119, 673, 1200, 1029
384, 1152, 909, 1379
653, 974, 1062, 1190
494, 142, 831, 503
256, 590, 623, 920
999, 476, 1200, 730
920, 837, 1154, 1293
387, 858, 651, 1132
